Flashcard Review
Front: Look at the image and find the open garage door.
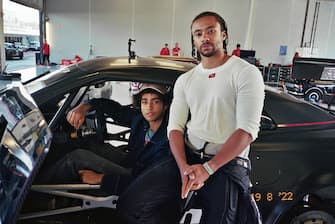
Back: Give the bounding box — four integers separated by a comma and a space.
3, 0, 41, 71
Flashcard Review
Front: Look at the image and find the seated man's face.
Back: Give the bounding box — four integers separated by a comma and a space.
140, 93, 166, 122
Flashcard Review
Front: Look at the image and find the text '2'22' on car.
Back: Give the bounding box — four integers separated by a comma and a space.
1, 56, 335, 224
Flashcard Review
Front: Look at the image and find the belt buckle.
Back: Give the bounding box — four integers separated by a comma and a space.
236, 159, 242, 167
236, 158, 248, 169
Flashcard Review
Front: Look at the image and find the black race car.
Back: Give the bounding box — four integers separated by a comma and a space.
3, 56, 335, 224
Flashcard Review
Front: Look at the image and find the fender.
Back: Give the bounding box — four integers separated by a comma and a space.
264, 170, 335, 223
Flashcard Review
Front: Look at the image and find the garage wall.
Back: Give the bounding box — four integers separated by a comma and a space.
46, 0, 251, 63
132, 0, 174, 57
46, 0, 90, 61
90, 1, 132, 57
252, 0, 306, 65
313, 1, 335, 59
45, 0, 335, 65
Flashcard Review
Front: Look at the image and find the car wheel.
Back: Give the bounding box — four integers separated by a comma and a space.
290, 210, 335, 224
305, 89, 323, 102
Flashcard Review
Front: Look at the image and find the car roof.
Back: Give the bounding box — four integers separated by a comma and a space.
24, 56, 195, 104
149, 55, 199, 64
4, 42, 14, 47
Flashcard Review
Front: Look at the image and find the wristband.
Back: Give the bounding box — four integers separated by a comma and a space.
202, 162, 214, 175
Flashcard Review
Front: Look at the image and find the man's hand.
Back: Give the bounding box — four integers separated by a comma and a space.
182, 164, 210, 198
66, 103, 91, 129
78, 170, 104, 184
180, 165, 192, 199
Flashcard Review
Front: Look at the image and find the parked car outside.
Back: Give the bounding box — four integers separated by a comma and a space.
28, 41, 40, 51
4, 42, 24, 60
1, 56, 335, 224
14, 42, 29, 52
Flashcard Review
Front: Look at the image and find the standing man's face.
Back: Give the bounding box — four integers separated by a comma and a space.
191, 16, 226, 57
140, 93, 166, 122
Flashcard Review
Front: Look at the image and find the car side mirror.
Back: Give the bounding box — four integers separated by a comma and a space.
260, 115, 276, 130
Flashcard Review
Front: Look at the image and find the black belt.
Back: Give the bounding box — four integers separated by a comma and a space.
187, 148, 250, 170
189, 149, 213, 160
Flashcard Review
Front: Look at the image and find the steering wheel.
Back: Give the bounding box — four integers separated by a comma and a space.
94, 109, 107, 143
83, 109, 107, 144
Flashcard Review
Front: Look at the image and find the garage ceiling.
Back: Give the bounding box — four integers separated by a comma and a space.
10, 0, 42, 10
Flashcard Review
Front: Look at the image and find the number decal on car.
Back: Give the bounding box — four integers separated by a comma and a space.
252, 192, 294, 202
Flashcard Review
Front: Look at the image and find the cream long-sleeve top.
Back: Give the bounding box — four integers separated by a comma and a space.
167, 56, 265, 158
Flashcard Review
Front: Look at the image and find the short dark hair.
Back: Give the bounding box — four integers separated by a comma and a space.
237, 43, 241, 48
191, 11, 229, 53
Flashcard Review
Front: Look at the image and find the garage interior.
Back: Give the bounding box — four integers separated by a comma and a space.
1, 1, 335, 224
1, 0, 335, 69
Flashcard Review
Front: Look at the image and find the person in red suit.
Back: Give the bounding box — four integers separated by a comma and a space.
232, 43, 241, 57
160, 43, 170, 56
42, 39, 50, 65
172, 42, 181, 56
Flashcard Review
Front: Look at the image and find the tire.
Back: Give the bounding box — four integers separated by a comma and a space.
290, 210, 335, 224
305, 89, 323, 102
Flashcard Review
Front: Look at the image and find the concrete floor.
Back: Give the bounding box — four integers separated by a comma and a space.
6, 51, 38, 72
5, 51, 62, 83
